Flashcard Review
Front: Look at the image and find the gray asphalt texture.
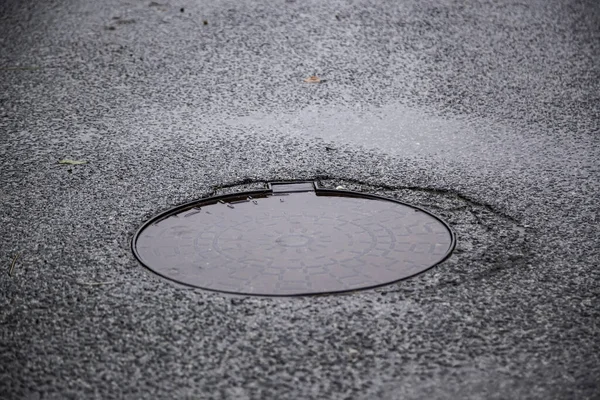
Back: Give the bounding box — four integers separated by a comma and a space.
1, 0, 599, 399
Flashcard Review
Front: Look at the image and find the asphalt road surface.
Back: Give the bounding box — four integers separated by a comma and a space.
1, 0, 599, 399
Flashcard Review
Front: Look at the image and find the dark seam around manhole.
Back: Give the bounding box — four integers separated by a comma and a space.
132, 181, 456, 296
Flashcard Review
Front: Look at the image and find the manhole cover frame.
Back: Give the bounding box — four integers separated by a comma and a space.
131, 180, 457, 296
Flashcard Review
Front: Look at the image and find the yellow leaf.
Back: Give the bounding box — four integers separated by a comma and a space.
303, 75, 321, 83
58, 159, 87, 165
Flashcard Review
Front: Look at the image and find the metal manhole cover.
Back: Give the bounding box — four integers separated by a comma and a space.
132, 181, 455, 296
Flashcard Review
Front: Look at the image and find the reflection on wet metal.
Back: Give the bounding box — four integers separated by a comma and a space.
132, 181, 455, 296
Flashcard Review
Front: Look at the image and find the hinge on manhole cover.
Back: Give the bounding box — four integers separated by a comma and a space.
268, 181, 316, 193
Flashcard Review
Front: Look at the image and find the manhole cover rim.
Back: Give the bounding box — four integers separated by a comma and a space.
131, 181, 456, 297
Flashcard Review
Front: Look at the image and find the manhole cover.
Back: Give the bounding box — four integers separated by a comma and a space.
132, 181, 455, 296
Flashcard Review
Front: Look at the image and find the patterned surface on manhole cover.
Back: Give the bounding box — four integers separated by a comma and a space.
132, 181, 455, 296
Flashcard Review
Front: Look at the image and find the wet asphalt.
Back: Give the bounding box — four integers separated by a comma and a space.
1, 0, 599, 399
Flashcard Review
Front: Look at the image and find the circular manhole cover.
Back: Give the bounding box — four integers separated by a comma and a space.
132, 181, 455, 296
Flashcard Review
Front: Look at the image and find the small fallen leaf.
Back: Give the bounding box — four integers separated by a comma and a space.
59, 159, 87, 165
115, 18, 136, 25
9, 253, 20, 277
304, 75, 321, 83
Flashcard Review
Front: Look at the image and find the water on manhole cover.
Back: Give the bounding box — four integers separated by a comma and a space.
132, 181, 455, 296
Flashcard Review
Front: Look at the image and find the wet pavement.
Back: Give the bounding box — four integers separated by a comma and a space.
1, 0, 599, 399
